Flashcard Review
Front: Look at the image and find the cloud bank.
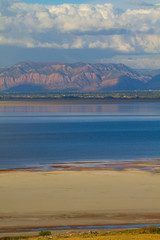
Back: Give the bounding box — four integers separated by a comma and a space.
101, 57, 160, 69
0, 0, 160, 56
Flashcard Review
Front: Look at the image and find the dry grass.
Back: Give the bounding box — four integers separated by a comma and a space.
7, 234, 160, 240
53, 235, 160, 240
1, 227, 160, 240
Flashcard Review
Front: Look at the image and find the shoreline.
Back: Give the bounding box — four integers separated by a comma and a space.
1, 223, 160, 234
0, 159, 160, 173
0, 98, 160, 106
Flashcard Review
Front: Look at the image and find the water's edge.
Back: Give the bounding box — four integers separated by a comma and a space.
1, 223, 160, 233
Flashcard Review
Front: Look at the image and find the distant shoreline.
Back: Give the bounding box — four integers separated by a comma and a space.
0, 90, 160, 104
0, 98, 160, 105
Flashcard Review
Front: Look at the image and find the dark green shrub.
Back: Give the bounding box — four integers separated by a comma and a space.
138, 226, 160, 234
38, 230, 52, 236
146, 225, 160, 234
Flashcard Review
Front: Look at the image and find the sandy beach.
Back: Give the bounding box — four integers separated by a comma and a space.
0, 169, 160, 231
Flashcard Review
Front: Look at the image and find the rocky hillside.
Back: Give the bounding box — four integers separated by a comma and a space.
0, 61, 159, 91
146, 74, 160, 90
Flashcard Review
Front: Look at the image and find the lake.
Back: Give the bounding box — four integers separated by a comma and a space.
0, 102, 160, 170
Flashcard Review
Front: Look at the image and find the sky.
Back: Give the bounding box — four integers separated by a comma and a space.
0, 0, 160, 69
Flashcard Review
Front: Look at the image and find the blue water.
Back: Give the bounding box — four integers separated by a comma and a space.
0, 102, 160, 169
1, 223, 160, 233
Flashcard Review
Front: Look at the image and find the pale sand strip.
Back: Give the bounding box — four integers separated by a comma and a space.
0, 170, 160, 229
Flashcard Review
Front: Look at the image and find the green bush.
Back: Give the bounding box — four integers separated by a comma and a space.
138, 226, 160, 234
146, 226, 160, 234
38, 230, 52, 236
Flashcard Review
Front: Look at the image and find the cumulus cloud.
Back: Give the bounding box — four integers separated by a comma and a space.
0, 0, 160, 56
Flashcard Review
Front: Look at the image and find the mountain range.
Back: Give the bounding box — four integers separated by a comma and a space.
0, 61, 159, 92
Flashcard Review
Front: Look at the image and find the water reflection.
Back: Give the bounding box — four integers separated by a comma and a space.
0, 102, 160, 115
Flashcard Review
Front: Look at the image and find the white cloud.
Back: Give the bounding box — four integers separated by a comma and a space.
134, 34, 160, 53
88, 35, 135, 52
120, 8, 160, 33
0, 0, 160, 56
47, 3, 116, 33
0, 35, 35, 47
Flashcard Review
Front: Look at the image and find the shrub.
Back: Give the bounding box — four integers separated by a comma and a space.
138, 226, 160, 234
146, 226, 160, 234
38, 230, 52, 236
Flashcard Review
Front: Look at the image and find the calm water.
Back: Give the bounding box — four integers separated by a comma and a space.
1, 223, 160, 233
0, 102, 160, 169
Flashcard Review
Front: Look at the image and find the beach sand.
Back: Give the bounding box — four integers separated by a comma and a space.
0, 170, 160, 230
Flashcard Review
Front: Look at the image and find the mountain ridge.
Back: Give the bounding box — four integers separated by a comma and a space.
0, 61, 159, 91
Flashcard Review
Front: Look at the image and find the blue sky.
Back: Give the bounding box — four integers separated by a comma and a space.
21, 0, 157, 5
21, 0, 158, 9
0, 0, 160, 69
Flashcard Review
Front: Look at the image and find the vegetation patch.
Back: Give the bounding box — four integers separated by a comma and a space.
0, 227, 160, 240
38, 231, 52, 236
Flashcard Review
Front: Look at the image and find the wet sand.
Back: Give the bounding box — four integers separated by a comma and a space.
2, 159, 159, 172
0, 169, 160, 231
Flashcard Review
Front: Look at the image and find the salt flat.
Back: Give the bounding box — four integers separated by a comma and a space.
0, 169, 160, 230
